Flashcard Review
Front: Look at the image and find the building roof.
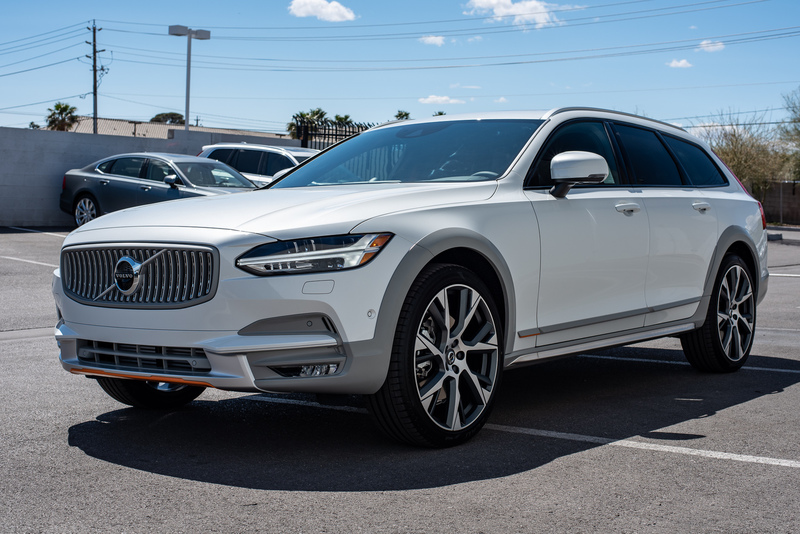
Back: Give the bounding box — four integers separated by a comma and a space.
70, 116, 291, 140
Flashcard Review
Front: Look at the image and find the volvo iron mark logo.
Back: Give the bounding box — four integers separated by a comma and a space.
114, 256, 142, 296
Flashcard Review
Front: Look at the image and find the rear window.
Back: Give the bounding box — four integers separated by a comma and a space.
233, 149, 262, 174
107, 157, 145, 179
207, 149, 234, 164
663, 136, 727, 186
615, 124, 683, 186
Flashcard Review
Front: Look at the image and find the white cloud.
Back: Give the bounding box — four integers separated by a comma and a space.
697, 40, 725, 53
419, 95, 466, 105
288, 0, 356, 22
464, 0, 575, 28
450, 83, 482, 89
419, 35, 445, 46
689, 25, 698, 30
667, 59, 693, 68
495, 97, 508, 103
468, 36, 484, 42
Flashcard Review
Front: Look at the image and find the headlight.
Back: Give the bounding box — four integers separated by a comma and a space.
236, 233, 393, 276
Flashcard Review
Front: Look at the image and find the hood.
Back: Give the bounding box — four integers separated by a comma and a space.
74, 182, 498, 239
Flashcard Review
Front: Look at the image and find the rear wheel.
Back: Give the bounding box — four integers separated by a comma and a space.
74, 195, 99, 226
681, 254, 756, 372
368, 264, 503, 447
96, 377, 205, 409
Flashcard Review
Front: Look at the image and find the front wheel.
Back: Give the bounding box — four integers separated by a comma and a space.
368, 264, 503, 447
681, 254, 756, 372
96, 377, 205, 409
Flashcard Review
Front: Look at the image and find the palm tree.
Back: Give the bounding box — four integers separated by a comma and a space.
46, 102, 78, 131
287, 107, 328, 138
394, 110, 411, 120
334, 114, 353, 125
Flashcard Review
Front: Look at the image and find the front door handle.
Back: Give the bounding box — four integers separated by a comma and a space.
615, 202, 641, 214
693, 202, 711, 213
140, 185, 151, 192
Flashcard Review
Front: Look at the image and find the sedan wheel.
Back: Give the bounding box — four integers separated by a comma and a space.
369, 264, 502, 447
74, 196, 98, 226
681, 254, 756, 372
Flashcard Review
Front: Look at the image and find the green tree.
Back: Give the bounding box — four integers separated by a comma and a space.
780, 86, 800, 181
394, 110, 411, 120
334, 114, 353, 124
432, 111, 446, 116
150, 112, 185, 125
287, 108, 328, 139
46, 102, 78, 131
28, 122, 41, 129
696, 110, 788, 202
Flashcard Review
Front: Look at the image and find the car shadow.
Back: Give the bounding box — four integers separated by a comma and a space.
67, 346, 800, 492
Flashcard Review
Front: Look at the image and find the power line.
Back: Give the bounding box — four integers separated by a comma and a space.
0, 94, 89, 111
0, 57, 82, 78
0, 42, 84, 69
0, 28, 87, 55
0, 22, 87, 48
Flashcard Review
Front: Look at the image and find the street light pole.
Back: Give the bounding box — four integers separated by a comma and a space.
168, 25, 210, 132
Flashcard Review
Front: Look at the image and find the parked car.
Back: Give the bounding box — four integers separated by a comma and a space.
60, 153, 255, 226
198, 143, 319, 186
53, 108, 768, 447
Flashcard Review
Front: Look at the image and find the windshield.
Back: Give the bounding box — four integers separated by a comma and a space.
176, 161, 254, 188
272, 119, 543, 188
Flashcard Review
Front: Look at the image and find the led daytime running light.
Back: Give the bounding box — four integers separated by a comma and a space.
236, 233, 393, 276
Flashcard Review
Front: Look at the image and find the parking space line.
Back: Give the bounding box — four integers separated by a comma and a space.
485, 424, 800, 468
8, 226, 68, 238
241, 395, 800, 469
579, 354, 800, 374
0, 256, 58, 268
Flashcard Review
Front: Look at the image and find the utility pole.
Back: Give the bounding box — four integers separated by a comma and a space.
85, 20, 105, 134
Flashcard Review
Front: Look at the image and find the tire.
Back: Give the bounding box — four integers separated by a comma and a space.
680, 254, 756, 372
96, 377, 205, 409
368, 264, 503, 447
74, 195, 99, 226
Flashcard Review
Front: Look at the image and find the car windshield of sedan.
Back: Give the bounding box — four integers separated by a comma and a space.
271, 119, 544, 188
176, 161, 254, 188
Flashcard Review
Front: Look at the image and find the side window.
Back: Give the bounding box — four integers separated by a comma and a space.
614, 124, 682, 186
232, 149, 262, 174
265, 153, 295, 176
96, 160, 114, 173
144, 160, 174, 182
108, 157, 145, 179
663, 136, 727, 186
528, 121, 619, 187
207, 149, 234, 164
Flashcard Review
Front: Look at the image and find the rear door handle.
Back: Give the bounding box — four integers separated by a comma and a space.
99, 179, 109, 185
693, 202, 711, 213
615, 202, 641, 214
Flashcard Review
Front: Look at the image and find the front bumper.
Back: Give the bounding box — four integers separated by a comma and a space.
52, 228, 412, 395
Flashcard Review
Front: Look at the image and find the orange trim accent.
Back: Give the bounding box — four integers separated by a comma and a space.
69, 367, 214, 388
518, 332, 540, 338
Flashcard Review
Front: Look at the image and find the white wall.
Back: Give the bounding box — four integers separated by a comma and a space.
0, 127, 299, 227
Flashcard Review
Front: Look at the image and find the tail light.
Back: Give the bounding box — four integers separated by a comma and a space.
62, 176, 66, 190
758, 202, 767, 230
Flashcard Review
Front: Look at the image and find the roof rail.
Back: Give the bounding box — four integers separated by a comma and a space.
542, 107, 686, 132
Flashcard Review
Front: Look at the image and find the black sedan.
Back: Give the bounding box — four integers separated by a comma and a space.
60, 153, 256, 226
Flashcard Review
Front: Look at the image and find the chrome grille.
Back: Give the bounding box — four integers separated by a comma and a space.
62, 244, 217, 308
77, 339, 211, 375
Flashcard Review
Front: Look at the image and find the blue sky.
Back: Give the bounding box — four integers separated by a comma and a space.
2, 0, 799, 133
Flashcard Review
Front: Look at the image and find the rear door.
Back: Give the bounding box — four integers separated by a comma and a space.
612, 123, 718, 324
96, 157, 146, 212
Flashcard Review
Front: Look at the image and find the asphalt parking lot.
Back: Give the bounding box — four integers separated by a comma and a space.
1, 225, 799, 533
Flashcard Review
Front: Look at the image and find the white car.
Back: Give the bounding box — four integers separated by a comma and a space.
198, 143, 319, 187
52, 108, 768, 447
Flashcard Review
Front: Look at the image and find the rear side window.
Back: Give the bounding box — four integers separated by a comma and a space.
527, 121, 620, 187
663, 136, 727, 186
233, 149, 262, 174
614, 124, 682, 186
265, 153, 294, 176
97, 160, 114, 173
207, 149, 234, 164
107, 157, 145, 179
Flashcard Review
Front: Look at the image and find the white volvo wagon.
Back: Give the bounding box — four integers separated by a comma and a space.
53, 108, 768, 447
